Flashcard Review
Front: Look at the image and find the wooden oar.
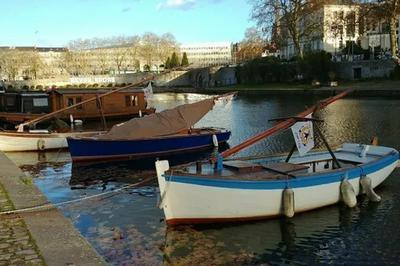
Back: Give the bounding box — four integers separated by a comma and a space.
16, 76, 155, 132
220, 90, 352, 159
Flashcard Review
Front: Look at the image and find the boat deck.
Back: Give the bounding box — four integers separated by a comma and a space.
170, 145, 390, 182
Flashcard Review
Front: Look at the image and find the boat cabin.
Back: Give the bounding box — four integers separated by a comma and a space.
0, 87, 154, 125
47, 88, 152, 120
0, 92, 50, 114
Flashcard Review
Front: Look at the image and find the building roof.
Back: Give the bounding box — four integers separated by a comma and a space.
0, 46, 67, 52
181, 42, 232, 48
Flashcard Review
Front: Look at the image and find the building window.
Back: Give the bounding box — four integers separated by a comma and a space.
6, 96, 15, 107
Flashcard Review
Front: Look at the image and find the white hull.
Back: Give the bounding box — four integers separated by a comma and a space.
156, 144, 399, 225
0, 131, 99, 151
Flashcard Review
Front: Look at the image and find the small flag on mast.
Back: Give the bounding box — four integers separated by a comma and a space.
291, 114, 315, 156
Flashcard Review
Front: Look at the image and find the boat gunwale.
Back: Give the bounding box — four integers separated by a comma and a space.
162, 149, 399, 189
67, 127, 230, 142
0, 130, 103, 138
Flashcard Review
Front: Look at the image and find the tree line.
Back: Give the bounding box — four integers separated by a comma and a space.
0, 32, 182, 81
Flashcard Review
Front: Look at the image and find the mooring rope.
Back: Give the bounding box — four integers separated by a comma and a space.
0, 176, 155, 216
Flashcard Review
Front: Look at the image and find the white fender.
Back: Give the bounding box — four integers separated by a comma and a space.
340, 179, 357, 208
360, 175, 381, 202
212, 134, 218, 147
139, 110, 142, 117
283, 188, 295, 218
37, 139, 45, 151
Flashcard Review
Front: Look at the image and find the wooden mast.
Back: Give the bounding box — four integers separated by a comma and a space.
220, 90, 352, 159
16, 76, 154, 132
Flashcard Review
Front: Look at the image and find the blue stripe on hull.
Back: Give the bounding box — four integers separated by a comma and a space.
67, 131, 231, 160
166, 151, 399, 190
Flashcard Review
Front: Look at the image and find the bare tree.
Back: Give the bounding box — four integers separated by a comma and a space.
140, 32, 159, 70
159, 33, 179, 65
126, 36, 141, 72
250, 0, 325, 58
113, 47, 129, 74
0, 49, 24, 81
96, 49, 110, 74
64, 50, 90, 76
26, 51, 44, 79
66, 32, 179, 73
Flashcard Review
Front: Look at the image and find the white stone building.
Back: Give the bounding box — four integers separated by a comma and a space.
280, 4, 400, 60
360, 15, 400, 53
281, 4, 361, 59
0, 46, 66, 80
180, 42, 233, 67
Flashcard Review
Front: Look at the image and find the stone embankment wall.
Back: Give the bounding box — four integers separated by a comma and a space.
335, 60, 395, 80
2, 67, 237, 90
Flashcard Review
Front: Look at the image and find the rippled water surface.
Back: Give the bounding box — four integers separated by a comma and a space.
9, 93, 400, 265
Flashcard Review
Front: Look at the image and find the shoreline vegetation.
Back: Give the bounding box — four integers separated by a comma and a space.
156, 80, 400, 97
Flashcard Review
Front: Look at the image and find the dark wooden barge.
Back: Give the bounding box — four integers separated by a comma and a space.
0, 87, 155, 124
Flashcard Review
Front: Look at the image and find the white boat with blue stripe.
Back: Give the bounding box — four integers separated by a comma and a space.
156, 144, 399, 226
155, 91, 399, 226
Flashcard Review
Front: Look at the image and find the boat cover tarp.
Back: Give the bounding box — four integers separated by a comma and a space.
97, 98, 215, 140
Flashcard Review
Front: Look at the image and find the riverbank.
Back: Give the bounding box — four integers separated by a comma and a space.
155, 80, 400, 97
0, 151, 106, 265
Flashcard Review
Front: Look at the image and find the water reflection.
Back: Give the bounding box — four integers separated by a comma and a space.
69, 144, 228, 189
162, 206, 345, 265
10, 94, 400, 265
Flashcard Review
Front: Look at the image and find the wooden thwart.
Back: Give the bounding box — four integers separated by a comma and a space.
223, 160, 263, 173
222, 160, 309, 176
260, 162, 309, 174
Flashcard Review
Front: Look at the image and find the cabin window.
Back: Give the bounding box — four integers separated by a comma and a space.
6, 96, 15, 107
67, 97, 74, 106
125, 95, 138, 106
76, 97, 83, 110
33, 98, 48, 107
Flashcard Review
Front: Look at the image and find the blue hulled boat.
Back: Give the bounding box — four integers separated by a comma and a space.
67, 127, 230, 162
67, 97, 232, 162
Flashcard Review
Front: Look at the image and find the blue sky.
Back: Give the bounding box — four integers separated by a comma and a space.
0, 0, 253, 47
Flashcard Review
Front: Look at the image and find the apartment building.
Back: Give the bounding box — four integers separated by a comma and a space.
280, 4, 400, 59
281, 4, 361, 59
180, 42, 233, 67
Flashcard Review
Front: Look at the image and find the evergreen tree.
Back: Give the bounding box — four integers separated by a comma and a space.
165, 57, 171, 69
170, 52, 179, 68
181, 52, 189, 67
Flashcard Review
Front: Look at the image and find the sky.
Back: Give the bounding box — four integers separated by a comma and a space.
0, 0, 253, 47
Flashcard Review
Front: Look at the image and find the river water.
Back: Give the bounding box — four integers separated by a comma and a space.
7, 93, 400, 265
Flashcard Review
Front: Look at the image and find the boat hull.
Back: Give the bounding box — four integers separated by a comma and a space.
156, 146, 399, 226
0, 131, 100, 152
67, 129, 231, 162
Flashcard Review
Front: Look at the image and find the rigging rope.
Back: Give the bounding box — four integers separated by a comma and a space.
0, 176, 155, 216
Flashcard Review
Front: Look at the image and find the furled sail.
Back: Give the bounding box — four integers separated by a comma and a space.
96, 98, 215, 140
